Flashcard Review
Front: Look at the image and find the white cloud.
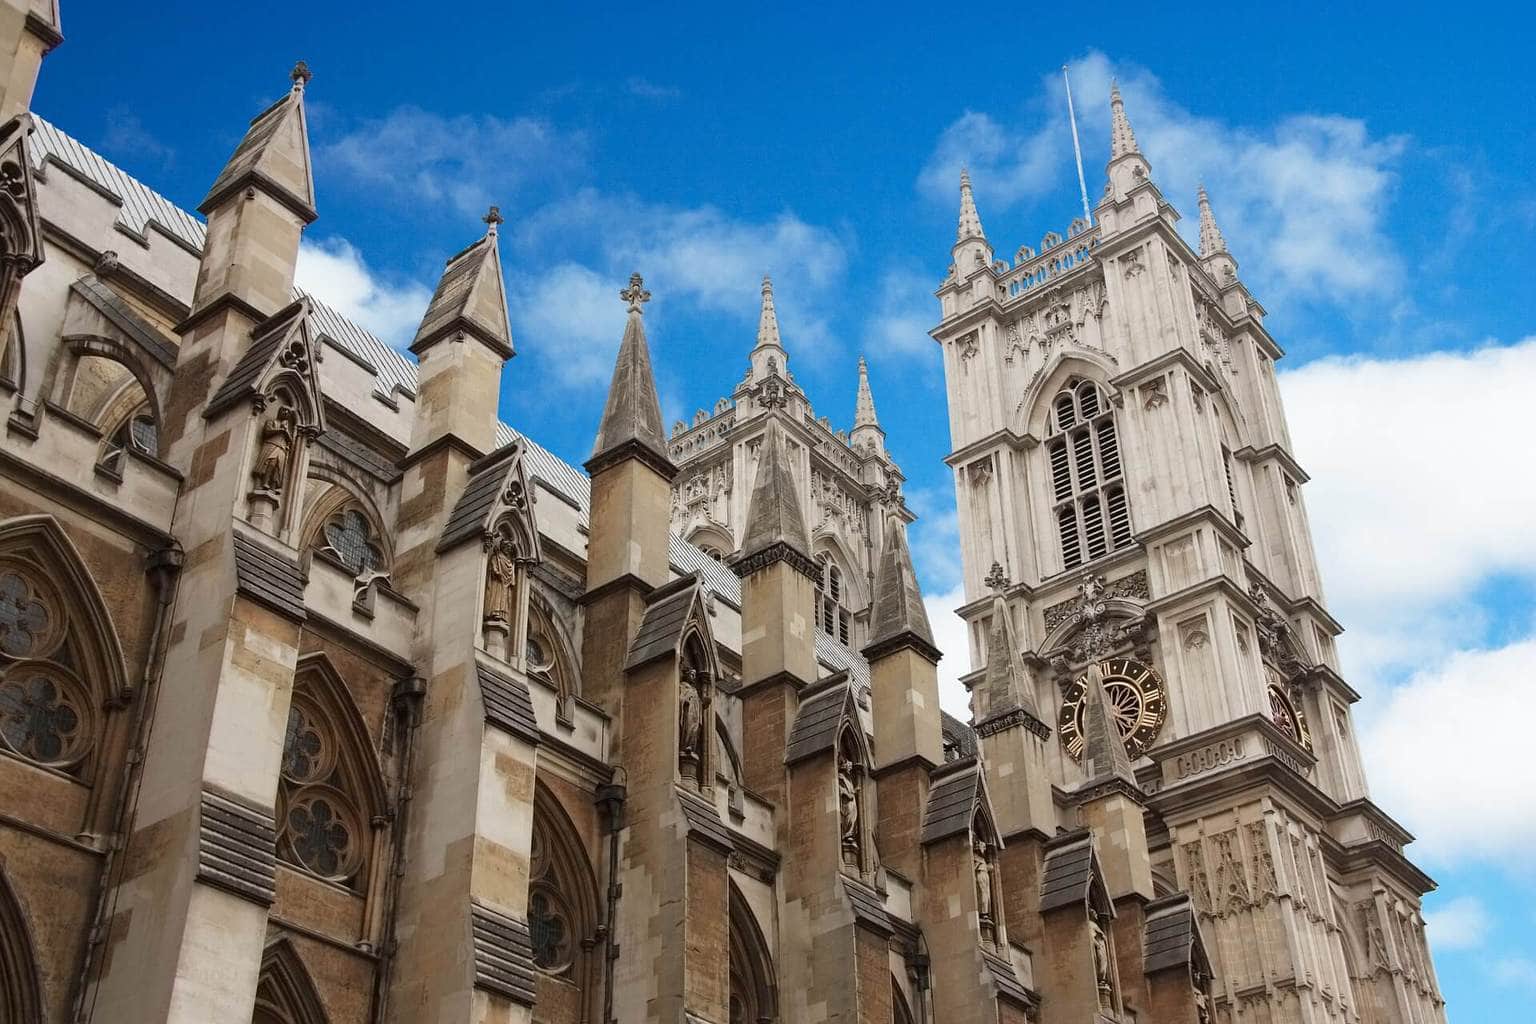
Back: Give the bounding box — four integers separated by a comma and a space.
1278, 339, 1536, 685
1422, 896, 1492, 951
926, 584, 973, 719
512, 190, 849, 379
1362, 640, 1536, 864
1490, 956, 1536, 991
295, 237, 432, 349
864, 266, 941, 357
509, 262, 630, 390
317, 106, 586, 217
921, 52, 1407, 305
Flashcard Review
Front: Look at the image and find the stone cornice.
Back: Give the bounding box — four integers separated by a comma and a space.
861, 630, 943, 666
974, 704, 1051, 742
1234, 442, 1310, 485
944, 427, 1037, 468
396, 431, 485, 475
1134, 504, 1250, 553
729, 539, 818, 582
1110, 346, 1224, 396
584, 436, 679, 482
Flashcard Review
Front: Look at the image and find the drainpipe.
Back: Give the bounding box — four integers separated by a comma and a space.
72, 541, 184, 1023
369, 673, 426, 1024
594, 773, 628, 1024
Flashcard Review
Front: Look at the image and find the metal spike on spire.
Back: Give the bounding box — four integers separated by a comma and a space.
854, 356, 879, 429
754, 275, 783, 350
1197, 184, 1229, 257
957, 167, 986, 243
1109, 79, 1140, 160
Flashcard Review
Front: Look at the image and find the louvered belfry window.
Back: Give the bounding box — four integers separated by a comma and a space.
1047, 379, 1132, 570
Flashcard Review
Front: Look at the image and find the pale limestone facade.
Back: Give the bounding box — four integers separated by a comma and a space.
0, 8, 1442, 1024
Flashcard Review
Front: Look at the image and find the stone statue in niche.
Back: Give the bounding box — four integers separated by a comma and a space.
1193, 964, 1213, 1024
253, 403, 296, 493
837, 753, 860, 864
678, 666, 704, 779
1091, 915, 1113, 1004
483, 533, 518, 624
973, 840, 994, 921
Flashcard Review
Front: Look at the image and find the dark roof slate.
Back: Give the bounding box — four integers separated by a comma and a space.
625, 577, 701, 671
842, 875, 892, 936
70, 275, 177, 369
231, 531, 306, 620
196, 788, 277, 907
942, 711, 978, 761
677, 788, 733, 852
476, 663, 540, 745
469, 901, 538, 1007
921, 762, 981, 845
316, 429, 401, 485
1143, 894, 1205, 975
784, 676, 857, 766
1038, 831, 1101, 913
983, 950, 1034, 1008
204, 298, 311, 418
440, 444, 521, 551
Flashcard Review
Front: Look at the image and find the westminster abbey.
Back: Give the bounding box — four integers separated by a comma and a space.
0, 4, 1445, 1022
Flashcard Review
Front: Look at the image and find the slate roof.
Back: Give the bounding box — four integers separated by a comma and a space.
941, 711, 978, 761
842, 875, 892, 936
316, 430, 401, 485
69, 275, 177, 369
921, 761, 982, 844
440, 444, 522, 551
196, 788, 277, 907
676, 787, 733, 852
1038, 830, 1103, 913
625, 577, 702, 671
476, 663, 540, 745
784, 676, 857, 766
469, 901, 538, 1007
204, 298, 310, 418
231, 531, 307, 620
1143, 894, 1207, 975
983, 950, 1034, 1008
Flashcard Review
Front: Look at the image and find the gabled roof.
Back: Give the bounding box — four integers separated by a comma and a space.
1143, 893, 1211, 976
439, 441, 539, 557
204, 297, 321, 423
198, 82, 316, 223
1038, 829, 1113, 915
921, 759, 990, 845
784, 674, 860, 766
476, 662, 540, 744
410, 233, 513, 358
625, 575, 710, 672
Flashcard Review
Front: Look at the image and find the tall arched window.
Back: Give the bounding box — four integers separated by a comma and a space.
1046, 379, 1132, 570
528, 786, 600, 1018
815, 554, 851, 645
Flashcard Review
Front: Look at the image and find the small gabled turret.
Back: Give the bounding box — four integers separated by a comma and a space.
410, 206, 513, 359
1197, 184, 1239, 283
866, 513, 938, 662
740, 419, 813, 567
588, 273, 673, 479
1079, 663, 1136, 787
199, 62, 316, 225
953, 168, 994, 273
849, 355, 885, 459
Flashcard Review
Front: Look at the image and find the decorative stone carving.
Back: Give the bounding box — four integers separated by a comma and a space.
1246, 821, 1278, 898
837, 752, 860, 865
483, 535, 518, 625
679, 666, 705, 780
1211, 829, 1251, 914
253, 403, 296, 494
1091, 915, 1113, 1005
1043, 569, 1149, 635
956, 330, 979, 361
1182, 839, 1212, 916
1141, 376, 1168, 410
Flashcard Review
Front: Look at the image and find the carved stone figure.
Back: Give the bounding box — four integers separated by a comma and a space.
483, 535, 518, 624
253, 404, 295, 493
837, 754, 859, 853
678, 667, 704, 764
973, 841, 993, 920
1091, 916, 1112, 1003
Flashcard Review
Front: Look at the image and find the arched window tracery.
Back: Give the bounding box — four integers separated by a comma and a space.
276, 659, 385, 892
729, 882, 778, 1024
528, 785, 600, 1013
0, 865, 42, 1024
0, 518, 127, 780
1045, 379, 1132, 571
815, 553, 851, 645
251, 938, 329, 1024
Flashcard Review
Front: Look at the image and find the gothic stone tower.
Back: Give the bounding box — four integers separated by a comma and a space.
935, 86, 1445, 1024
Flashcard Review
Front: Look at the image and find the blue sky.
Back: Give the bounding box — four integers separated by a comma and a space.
45, 2, 1536, 1017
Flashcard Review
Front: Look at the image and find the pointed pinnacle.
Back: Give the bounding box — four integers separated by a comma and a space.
854, 356, 879, 429
957, 166, 986, 243
1197, 184, 1229, 258
740, 418, 812, 560
755, 275, 782, 350
1109, 78, 1140, 160
1079, 663, 1136, 785
591, 275, 669, 470
866, 513, 938, 658
982, 590, 1040, 719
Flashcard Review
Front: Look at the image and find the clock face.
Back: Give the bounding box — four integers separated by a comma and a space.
1058, 657, 1167, 761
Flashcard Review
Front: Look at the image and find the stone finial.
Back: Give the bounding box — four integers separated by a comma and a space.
621, 272, 652, 315
1109, 79, 1140, 161
1079, 663, 1136, 785
755, 275, 782, 350
590, 274, 671, 474
957, 167, 987, 243
854, 355, 880, 430
984, 561, 1009, 593
865, 513, 939, 661
1197, 185, 1228, 257
290, 61, 312, 91
483, 205, 505, 236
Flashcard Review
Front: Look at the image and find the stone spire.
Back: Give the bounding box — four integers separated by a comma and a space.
589, 273, 672, 475
755, 275, 782, 351
957, 167, 987, 243
740, 418, 812, 563
409, 207, 513, 358
1197, 185, 1227, 256
1079, 663, 1136, 785
854, 356, 879, 429
1109, 79, 1140, 161
978, 564, 1041, 722
198, 63, 316, 224
866, 512, 939, 661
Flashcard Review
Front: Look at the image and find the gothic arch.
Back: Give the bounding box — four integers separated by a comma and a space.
525, 589, 579, 704
685, 523, 734, 562
810, 532, 867, 611
0, 864, 42, 1024
892, 975, 916, 1024
530, 783, 600, 993
1014, 349, 1119, 439
57, 333, 167, 438
252, 937, 329, 1024
297, 474, 393, 582
729, 880, 778, 1024
278, 654, 388, 890
0, 514, 131, 708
